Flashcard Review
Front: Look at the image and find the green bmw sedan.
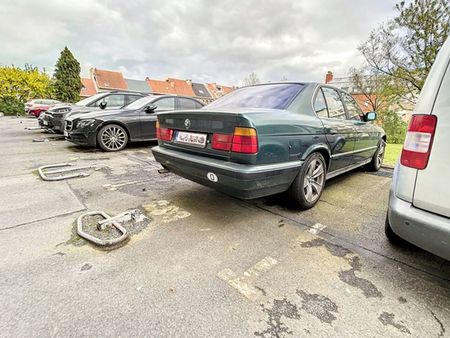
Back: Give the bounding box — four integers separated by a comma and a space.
152, 82, 386, 209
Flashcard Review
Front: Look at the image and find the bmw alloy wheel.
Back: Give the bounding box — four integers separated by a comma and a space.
303, 159, 325, 203
377, 142, 385, 168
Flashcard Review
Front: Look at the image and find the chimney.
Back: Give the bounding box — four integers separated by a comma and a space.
325, 71, 333, 84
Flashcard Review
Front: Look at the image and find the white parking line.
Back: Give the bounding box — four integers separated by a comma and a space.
218, 256, 278, 301
309, 223, 327, 235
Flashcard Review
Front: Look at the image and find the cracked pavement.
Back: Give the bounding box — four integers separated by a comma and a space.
1, 117, 449, 337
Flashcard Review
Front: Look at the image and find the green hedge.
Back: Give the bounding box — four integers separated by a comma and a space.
0, 98, 25, 116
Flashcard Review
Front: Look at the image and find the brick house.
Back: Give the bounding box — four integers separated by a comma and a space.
145, 78, 177, 95
90, 68, 128, 92
191, 82, 214, 103
79, 67, 234, 103
166, 78, 196, 97
324, 71, 376, 113
80, 78, 97, 98
325, 71, 414, 122
125, 79, 152, 94
206, 83, 234, 99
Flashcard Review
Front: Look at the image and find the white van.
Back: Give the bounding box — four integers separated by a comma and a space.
386, 37, 450, 260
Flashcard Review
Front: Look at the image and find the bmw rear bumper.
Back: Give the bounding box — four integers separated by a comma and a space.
152, 146, 301, 199
388, 190, 450, 260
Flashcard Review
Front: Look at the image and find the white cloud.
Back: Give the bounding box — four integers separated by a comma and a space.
0, 0, 397, 85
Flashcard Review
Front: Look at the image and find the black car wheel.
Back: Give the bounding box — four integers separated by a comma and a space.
289, 152, 327, 210
97, 124, 128, 152
366, 140, 386, 172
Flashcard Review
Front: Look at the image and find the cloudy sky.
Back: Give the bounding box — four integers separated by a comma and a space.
0, 0, 397, 85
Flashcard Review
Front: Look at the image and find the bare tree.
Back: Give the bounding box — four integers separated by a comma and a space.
243, 72, 260, 86
349, 67, 393, 112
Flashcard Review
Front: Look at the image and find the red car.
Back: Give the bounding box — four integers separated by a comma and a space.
25, 99, 61, 117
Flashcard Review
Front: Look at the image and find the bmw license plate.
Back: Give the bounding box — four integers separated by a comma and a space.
43, 120, 48, 126
64, 131, 68, 137
175, 131, 207, 147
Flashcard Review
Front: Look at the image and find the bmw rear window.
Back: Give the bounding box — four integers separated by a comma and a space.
205, 83, 304, 110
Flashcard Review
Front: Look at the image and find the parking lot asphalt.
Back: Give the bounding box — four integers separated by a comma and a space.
1, 116, 449, 337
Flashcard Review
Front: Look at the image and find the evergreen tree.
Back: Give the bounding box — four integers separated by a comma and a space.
53, 47, 82, 103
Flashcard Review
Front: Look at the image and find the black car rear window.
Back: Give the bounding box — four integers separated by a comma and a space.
205, 83, 304, 110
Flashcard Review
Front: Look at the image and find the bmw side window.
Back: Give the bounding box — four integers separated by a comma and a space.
195, 101, 204, 109
322, 87, 346, 120
154, 97, 175, 112
314, 89, 328, 118
342, 92, 363, 121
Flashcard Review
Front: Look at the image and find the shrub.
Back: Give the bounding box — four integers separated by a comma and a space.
379, 110, 407, 144
0, 97, 24, 116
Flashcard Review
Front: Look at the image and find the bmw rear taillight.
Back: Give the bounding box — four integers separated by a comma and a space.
232, 127, 258, 154
211, 133, 233, 151
400, 114, 437, 170
211, 127, 258, 154
156, 121, 173, 141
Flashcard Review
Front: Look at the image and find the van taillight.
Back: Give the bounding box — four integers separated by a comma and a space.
156, 121, 173, 141
211, 127, 258, 154
400, 114, 437, 170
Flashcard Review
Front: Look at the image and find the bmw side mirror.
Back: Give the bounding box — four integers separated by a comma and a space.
365, 111, 377, 122
99, 101, 107, 110
145, 105, 157, 113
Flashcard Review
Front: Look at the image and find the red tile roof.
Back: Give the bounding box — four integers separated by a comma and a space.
167, 78, 196, 96
146, 78, 177, 94
220, 85, 233, 95
207, 83, 234, 98
80, 78, 96, 97
93, 68, 128, 90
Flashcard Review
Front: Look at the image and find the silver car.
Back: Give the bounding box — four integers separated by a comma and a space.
386, 37, 450, 260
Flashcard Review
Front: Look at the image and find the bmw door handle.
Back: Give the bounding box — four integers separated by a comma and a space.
353, 121, 366, 126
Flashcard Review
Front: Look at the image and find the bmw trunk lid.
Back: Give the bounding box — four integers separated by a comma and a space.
157, 109, 254, 162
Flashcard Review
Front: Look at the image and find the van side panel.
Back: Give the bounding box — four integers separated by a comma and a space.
413, 39, 450, 217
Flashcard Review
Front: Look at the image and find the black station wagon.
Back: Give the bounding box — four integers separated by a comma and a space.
152, 83, 386, 209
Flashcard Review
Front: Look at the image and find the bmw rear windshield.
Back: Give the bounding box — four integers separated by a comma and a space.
205, 83, 304, 110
